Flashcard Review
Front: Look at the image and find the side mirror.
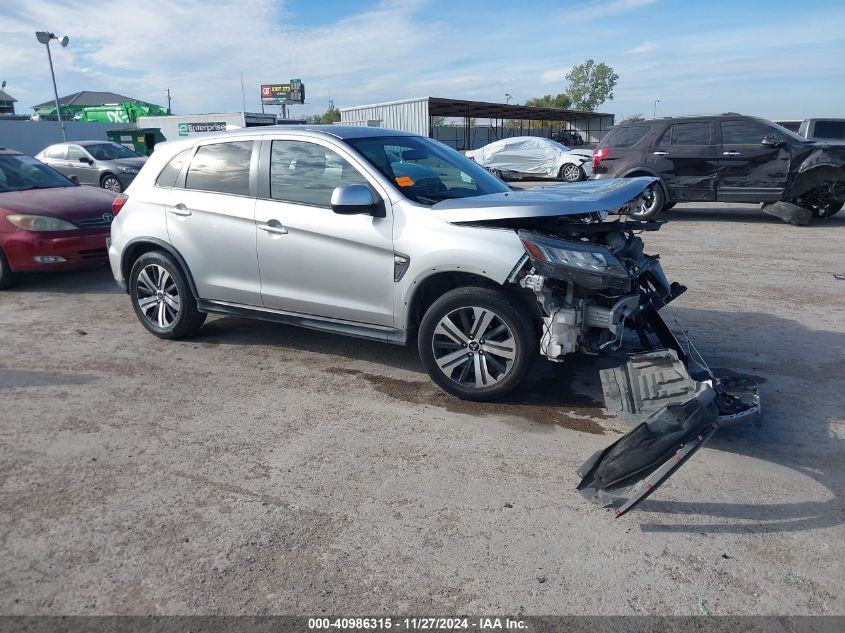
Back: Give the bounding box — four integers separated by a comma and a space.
331, 184, 383, 217
69, 175, 80, 185
78, 156, 92, 164
761, 135, 784, 147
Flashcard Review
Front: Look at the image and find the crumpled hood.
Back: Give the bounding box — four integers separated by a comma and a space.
797, 144, 845, 173
432, 177, 655, 223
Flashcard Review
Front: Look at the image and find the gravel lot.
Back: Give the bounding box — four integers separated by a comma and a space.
1, 202, 844, 616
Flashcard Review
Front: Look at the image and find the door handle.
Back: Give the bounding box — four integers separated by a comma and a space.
258, 222, 288, 235
652, 151, 669, 156
168, 203, 192, 217
722, 151, 741, 156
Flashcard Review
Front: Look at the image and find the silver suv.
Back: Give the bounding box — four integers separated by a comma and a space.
107, 126, 699, 401
37, 141, 147, 192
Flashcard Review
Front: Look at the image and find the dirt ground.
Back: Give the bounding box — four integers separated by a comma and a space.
1, 202, 844, 616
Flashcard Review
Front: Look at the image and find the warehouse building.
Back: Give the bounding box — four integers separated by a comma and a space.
339, 96, 614, 150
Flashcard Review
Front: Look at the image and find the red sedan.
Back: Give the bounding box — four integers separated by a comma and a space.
0, 147, 118, 289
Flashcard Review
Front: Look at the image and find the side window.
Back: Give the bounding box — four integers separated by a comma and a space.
269, 140, 370, 207
47, 145, 67, 159
671, 121, 711, 145
721, 121, 769, 145
155, 149, 191, 188
66, 145, 87, 161
185, 141, 253, 195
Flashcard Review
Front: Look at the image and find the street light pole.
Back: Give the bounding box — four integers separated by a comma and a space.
653, 98, 660, 119
505, 93, 513, 105
35, 31, 69, 142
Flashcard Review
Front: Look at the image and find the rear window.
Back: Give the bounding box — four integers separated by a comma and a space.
185, 141, 253, 196
813, 120, 845, 140
602, 125, 649, 148
155, 149, 191, 188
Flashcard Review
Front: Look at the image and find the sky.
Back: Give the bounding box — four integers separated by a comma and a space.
1, 0, 844, 121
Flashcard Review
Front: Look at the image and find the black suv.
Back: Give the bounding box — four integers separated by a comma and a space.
592, 114, 845, 223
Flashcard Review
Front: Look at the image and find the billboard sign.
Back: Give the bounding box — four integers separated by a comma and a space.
261, 80, 305, 105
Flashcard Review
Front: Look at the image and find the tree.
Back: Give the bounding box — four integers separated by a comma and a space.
564, 59, 619, 111
318, 106, 341, 124
619, 113, 644, 124
524, 93, 571, 109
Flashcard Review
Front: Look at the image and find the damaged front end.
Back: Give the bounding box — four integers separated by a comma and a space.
510, 207, 760, 517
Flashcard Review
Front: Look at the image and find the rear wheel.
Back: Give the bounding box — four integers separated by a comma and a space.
805, 199, 843, 219
627, 182, 665, 220
101, 174, 123, 193
418, 287, 537, 401
0, 248, 17, 290
129, 251, 206, 339
559, 163, 584, 182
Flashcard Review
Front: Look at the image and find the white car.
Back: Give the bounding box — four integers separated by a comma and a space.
465, 136, 593, 182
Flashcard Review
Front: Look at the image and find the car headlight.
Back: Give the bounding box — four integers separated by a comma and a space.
7, 214, 79, 232
119, 166, 139, 174
518, 229, 630, 291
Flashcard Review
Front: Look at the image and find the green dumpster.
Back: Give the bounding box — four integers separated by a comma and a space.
107, 128, 165, 156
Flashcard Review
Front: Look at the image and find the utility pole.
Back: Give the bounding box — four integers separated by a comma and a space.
166, 88, 171, 114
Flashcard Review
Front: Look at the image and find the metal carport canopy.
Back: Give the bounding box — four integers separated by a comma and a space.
426, 96, 612, 122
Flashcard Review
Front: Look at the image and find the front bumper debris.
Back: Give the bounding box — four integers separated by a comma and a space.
577, 313, 760, 517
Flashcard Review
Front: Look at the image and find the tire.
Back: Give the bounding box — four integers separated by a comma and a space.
627, 182, 665, 220
418, 286, 537, 401
807, 200, 843, 219
761, 201, 812, 226
0, 247, 17, 290
101, 174, 123, 193
662, 202, 676, 212
129, 251, 206, 339
559, 163, 584, 183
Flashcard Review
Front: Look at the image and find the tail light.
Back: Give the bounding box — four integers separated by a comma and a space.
111, 193, 128, 216
593, 148, 611, 171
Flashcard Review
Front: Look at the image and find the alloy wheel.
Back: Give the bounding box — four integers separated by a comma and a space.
103, 177, 122, 192
136, 264, 181, 328
431, 306, 516, 388
562, 164, 581, 182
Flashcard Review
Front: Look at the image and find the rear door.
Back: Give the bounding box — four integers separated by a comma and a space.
649, 120, 717, 201
253, 136, 395, 326
717, 119, 790, 202
164, 139, 262, 306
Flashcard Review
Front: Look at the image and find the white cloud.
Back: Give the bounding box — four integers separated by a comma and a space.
627, 41, 655, 54
539, 67, 570, 84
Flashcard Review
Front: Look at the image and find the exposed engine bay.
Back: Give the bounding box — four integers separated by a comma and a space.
507, 212, 761, 516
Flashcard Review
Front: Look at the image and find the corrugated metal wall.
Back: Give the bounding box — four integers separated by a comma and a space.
339, 98, 430, 136
0, 120, 134, 156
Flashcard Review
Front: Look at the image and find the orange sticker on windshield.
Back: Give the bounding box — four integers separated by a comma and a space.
395, 176, 414, 187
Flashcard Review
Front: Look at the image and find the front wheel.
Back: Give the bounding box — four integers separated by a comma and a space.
101, 175, 123, 193
806, 200, 843, 219
129, 251, 206, 339
0, 248, 17, 290
418, 287, 537, 401
559, 163, 584, 183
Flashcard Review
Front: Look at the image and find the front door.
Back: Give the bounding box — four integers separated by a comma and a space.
65, 145, 99, 185
648, 120, 717, 201
254, 137, 395, 327
164, 139, 262, 306
717, 119, 790, 202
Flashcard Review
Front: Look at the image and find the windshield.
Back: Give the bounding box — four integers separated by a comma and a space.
548, 140, 573, 152
346, 135, 509, 205
84, 142, 142, 160
0, 154, 74, 193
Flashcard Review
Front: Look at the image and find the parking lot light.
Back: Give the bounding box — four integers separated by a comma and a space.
35, 30, 70, 142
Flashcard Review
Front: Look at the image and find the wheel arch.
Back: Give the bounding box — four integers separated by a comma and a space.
100, 171, 119, 186
621, 168, 671, 201
121, 237, 199, 298
403, 270, 539, 334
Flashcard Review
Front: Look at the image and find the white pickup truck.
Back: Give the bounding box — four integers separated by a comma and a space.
798, 118, 845, 144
